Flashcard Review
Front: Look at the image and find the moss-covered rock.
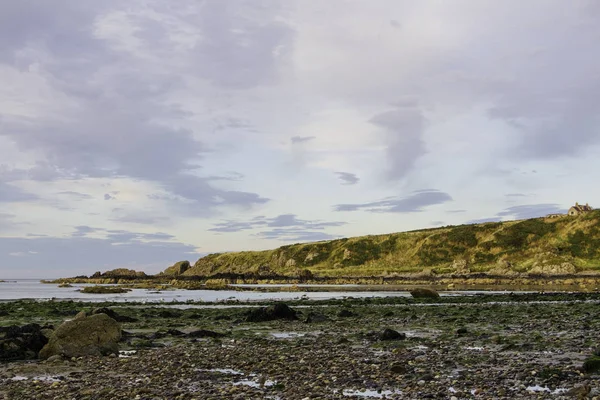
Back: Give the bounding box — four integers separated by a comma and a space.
39, 314, 121, 359
410, 288, 440, 299
80, 286, 130, 294
582, 356, 600, 373
39, 313, 121, 359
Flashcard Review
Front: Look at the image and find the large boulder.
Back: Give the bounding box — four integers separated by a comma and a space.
410, 288, 440, 299
39, 313, 121, 359
0, 324, 49, 361
246, 303, 298, 322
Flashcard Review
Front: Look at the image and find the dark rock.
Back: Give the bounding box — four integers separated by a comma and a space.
305, 312, 330, 323
0, 324, 48, 361
582, 356, 600, 373
92, 307, 138, 323
337, 309, 357, 318
186, 329, 226, 338
410, 288, 440, 299
166, 329, 186, 337
156, 310, 181, 319
390, 362, 407, 374
379, 328, 406, 341
456, 327, 468, 335
246, 303, 297, 322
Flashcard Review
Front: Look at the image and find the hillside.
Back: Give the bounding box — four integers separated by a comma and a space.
176, 211, 600, 278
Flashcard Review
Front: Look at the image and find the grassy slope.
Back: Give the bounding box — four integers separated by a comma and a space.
182, 211, 600, 277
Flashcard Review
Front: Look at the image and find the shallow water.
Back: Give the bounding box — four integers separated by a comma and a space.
0, 279, 587, 303
0, 279, 470, 303
340, 389, 402, 398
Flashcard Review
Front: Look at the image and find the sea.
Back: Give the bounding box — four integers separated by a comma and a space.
0, 279, 427, 303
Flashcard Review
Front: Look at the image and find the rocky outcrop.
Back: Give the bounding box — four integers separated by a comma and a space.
529, 262, 577, 275
162, 261, 190, 276
410, 288, 440, 299
0, 324, 49, 361
39, 313, 121, 359
246, 303, 298, 322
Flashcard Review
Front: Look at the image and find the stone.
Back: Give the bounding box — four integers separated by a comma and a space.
92, 307, 138, 323
456, 327, 468, 335
305, 312, 330, 323
582, 357, 600, 373
39, 313, 121, 359
337, 309, 357, 318
186, 329, 226, 338
390, 362, 406, 374
246, 303, 298, 322
410, 288, 440, 299
379, 328, 406, 341
0, 324, 48, 361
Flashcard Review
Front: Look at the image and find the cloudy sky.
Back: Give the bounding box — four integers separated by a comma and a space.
1, 1, 599, 278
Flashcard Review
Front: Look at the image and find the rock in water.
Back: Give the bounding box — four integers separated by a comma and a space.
410, 288, 440, 299
379, 328, 406, 341
39, 313, 121, 359
246, 303, 298, 322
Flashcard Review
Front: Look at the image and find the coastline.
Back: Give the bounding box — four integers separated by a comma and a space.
1, 292, 599, 399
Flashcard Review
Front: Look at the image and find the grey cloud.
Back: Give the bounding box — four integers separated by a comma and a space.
57, 191, 93, 200
71, 226, 99, 237
104, 193, 116, 201
467, 203, 567, 224
0, 235, 198, 278
496, 204, 567, 220
467, 217, 502, 224
210, 214, 346, 233
334, 190, 452, 213
206, 172, 245, 182
110, 210, 171, 226
0, 182, 38, 202
447, 210, 466, 214
335, 172, 359, 185
256, 229, 339, 242
0, 1, 113, 62
291, 136, 315, 144
0, 1, 270, 216
191, 1, 294, 88
369, 106, 426, 180
506, 193, 526, 198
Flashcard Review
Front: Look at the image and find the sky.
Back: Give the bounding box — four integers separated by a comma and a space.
1, 0, 600, 278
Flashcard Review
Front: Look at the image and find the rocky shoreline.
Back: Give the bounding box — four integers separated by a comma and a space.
1, 292, 599, 399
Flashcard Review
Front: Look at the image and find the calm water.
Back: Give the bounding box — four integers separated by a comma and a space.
0, 280, 428, 303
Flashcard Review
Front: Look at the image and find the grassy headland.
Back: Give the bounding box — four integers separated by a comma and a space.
180, 211, 600, 277
51, 211, 600, 286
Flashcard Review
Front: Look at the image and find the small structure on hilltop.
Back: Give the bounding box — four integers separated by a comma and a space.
568, 202, 593, 216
